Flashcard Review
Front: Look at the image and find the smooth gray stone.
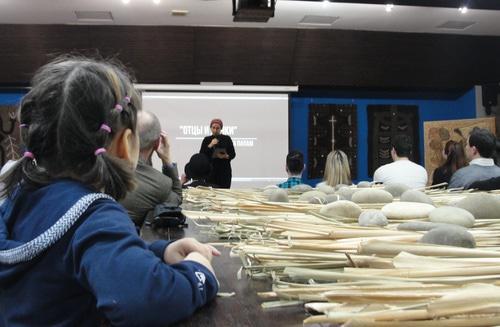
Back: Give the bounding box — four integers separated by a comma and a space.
400, 189, 434, 205
299, 191, 327, 203
420, 225, 476, 248
335, 184, 349, 191
325, 194, 344, 203
398, 221, 450, 231
336, 187, 358, 201
291, 184, 313, 193
358, 210, 388, 227
268, 188, 289, 202
317, 184, 336, 194
381, 202, 435, 219
357, 181, 372, 188
429, 206, 475, 228
384, 183, 411, 197
319, 200, 362, 218
351, 189, 393, 204
454, 193, 500, 219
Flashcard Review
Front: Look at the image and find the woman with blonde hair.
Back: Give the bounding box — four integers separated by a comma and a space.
319, 150, 352, 187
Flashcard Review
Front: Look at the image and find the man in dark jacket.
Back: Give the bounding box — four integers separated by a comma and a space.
121, 111, 182, 227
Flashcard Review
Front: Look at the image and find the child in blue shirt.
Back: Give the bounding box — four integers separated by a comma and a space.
0, 56, 219, 326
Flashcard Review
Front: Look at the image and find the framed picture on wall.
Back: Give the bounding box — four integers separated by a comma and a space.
307, 104, 357, 180
367, 105, 420, 176
424, 117, 496, 184
0, 105, 20, 167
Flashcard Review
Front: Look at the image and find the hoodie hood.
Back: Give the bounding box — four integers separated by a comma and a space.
0, 180, 111, 287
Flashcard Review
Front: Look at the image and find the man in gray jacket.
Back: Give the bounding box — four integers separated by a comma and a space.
448, 128, 500, 189
121, 111, 182, 227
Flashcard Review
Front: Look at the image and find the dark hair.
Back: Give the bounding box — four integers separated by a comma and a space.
286, 150, 304, 175
0, 56, 141, 200
468, 128, 496, 158
392, 134, 412, 158
441, 140, 467, 175
138, 111, 161, 151
185, 153, 211, 180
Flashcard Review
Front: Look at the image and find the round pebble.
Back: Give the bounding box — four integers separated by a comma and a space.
325, 194, 343, 203
267, 188, 289, 202
420, 225, 476, 248
351, 189, 393, 204
319, 200, 362, 218
316, 184, 336, 194
398, 221, 451, 231
429, 206, 475, 228
400, 189, 434, 205
262, 185, 279, 196
358, 210, 388, 227
383, 183, 411, 197
454, 193, 500, 219
381, 201, 435, 219
291, 184, 313, 193
299, 191, 327, 203
357, 181, 372, 188
336, 187, 359, 201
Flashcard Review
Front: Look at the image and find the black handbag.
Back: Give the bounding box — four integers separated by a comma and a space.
151, 204, 187, 229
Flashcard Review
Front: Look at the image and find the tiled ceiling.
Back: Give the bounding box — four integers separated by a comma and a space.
1, 0, 500, 36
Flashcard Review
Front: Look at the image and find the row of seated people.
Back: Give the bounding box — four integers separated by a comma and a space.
277, 129, 500, 191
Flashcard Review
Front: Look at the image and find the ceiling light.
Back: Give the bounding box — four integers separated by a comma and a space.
153, 0, 160, 4
385, 4, 394, 12
459, 6, 468, 14
122, 0, 130, 4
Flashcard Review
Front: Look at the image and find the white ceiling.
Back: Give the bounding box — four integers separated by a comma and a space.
1, 0, 500, 36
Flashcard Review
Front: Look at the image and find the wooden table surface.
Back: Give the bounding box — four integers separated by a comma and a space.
141, 220, 311, 327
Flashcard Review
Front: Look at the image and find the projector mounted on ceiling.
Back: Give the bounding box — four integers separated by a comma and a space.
232, 0, 276, 23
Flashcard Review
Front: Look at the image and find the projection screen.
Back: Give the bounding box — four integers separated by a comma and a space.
142, 92, 289, 188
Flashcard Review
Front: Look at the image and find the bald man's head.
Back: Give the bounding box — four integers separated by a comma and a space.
137, 111, 161, 151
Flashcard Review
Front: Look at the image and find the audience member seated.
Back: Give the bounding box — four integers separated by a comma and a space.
316, 150, 352, 188
277, 150, 304, 188
121, 111, 182, 228
449, 128, 500, 189
432, 140, 467, 185
182, 153, 218, 188
373, 134, 428, 189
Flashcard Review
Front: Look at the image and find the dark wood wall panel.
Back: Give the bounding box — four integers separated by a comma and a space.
1, 24, 500, 89
86, 26, 195, 84
194, 27, 297, 85
0, 25, 88, 84
292, 29, 500, 89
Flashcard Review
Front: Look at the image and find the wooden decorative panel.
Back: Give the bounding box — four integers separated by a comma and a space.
367, 105, 419, 176
0, 105, 20, 167
424, 117, 496, 183
308, 104, 357, 180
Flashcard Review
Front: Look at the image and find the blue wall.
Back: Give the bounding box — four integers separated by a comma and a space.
0, 92, 24, 106
290, 88, 477, 186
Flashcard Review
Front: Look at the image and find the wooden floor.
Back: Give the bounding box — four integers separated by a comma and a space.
141, 220, 309, 327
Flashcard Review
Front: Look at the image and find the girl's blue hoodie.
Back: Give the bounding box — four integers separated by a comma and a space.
0, 180, 218, 326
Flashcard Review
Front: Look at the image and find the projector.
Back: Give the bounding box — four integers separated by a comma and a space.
232, 0, 276, 23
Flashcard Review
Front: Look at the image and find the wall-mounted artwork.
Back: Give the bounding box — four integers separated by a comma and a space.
308, 104, 357, 180
0, 105, 20, 168
367, 105, 420, 176
424, 117, 496, 183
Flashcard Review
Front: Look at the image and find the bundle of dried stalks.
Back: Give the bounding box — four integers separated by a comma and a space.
181, 186, 500, 326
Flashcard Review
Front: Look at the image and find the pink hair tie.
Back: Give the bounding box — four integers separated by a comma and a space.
100, 124, 112, 133
94, 148, 107, 156
114, 104, 123, 112
124, 96, 131, 103
23, 151, 34, 159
